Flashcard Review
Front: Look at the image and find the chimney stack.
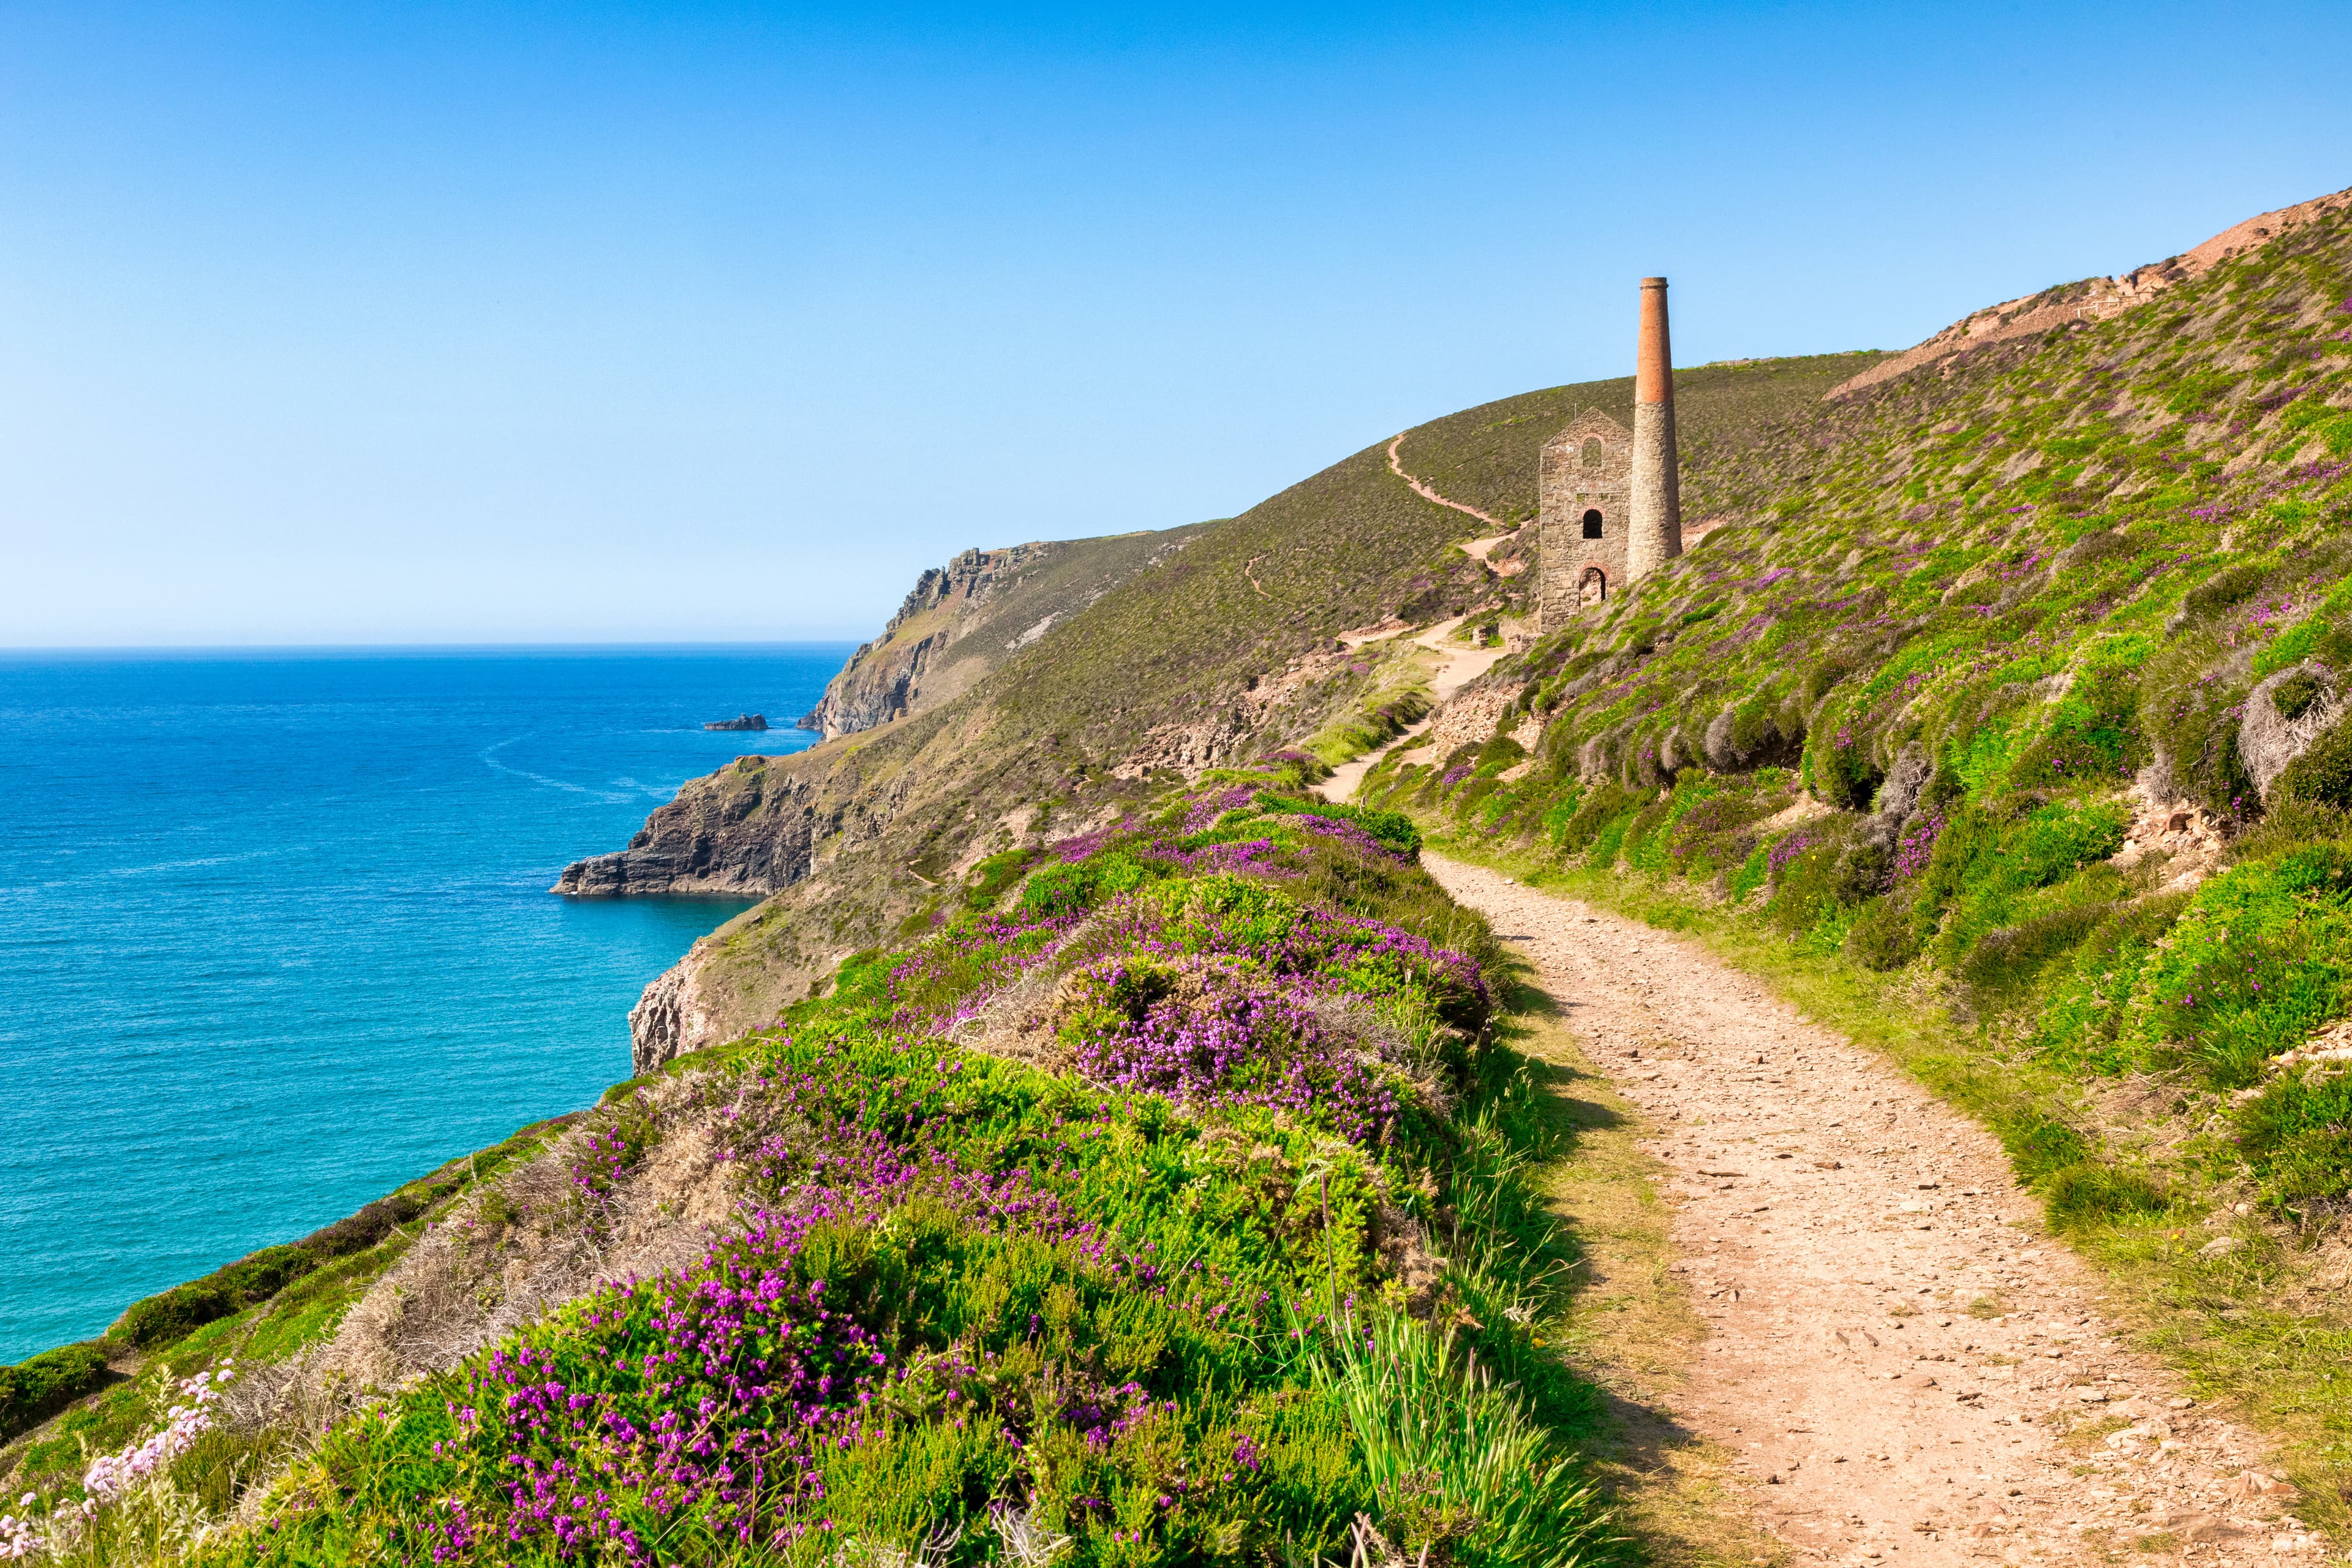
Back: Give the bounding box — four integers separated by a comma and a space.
1626, 276, 1682, 582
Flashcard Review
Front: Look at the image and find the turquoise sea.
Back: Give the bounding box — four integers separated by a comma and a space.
0, 646, 850, 1363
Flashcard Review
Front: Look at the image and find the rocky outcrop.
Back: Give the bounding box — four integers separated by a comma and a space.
552, 756, 825, 897
797, 545, 1060, 739
703, 714, 767, 731
628, 947, 726, 1074
797, 531, 1204, 740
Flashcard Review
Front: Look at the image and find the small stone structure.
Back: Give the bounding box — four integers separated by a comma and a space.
1537, 411, 1632, 625
1537, 277, 1684, 630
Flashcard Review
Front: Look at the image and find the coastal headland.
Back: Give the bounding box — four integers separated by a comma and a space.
9, 186, 2352, 1566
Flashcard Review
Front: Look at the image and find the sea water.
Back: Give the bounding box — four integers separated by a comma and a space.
0, 646, 850, 1362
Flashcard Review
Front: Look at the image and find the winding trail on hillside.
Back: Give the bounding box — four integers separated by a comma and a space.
1386, 434, 1515, 558
1315, 618, 1510, 804
1423, 853, 2321, 1568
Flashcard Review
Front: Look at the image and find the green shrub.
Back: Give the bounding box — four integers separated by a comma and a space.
0, 1344, 111, 1442
2275, 715, 2352, 809
2015, 664, 2144, 786
1844, 895, 1921, 971
1961, 903, 2109, 1009
2133, 844, 2352, 1086
1256, 793, 1423, 856
1763, 821, 1857, 936
1015, 850, 1157, 920
114, 1280, 239, 1350
2272, 668, 2326, 722
2179, 563, 2269, 622
963, 848, 1039, 910
1932, 799, 2128, 960
2234, 1071, 2352, 1207
2041, 1163, 2169, 1231
1548, 784, 1639, 858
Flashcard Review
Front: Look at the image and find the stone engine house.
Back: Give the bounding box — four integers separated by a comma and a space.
1537, 409, 1632, 623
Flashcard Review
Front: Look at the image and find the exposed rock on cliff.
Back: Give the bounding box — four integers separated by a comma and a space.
798, 531, 1205, 740
629, 944, 725, 1074
552, 756, 824, 897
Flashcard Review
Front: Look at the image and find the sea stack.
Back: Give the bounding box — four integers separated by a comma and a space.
1626, 276, 1683, 583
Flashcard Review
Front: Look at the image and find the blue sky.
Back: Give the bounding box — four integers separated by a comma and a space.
4, 2, 2347, 646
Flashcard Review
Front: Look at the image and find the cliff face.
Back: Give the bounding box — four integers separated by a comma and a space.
799, 532, 1202, 739
551, 756, 824, 897
627, 942, 727, 1074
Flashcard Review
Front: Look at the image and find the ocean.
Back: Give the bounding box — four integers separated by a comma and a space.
0, 645, 850, 1363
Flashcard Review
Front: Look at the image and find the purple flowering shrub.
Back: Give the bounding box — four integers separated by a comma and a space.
1056, 955, 1404, 1145
159, 786, 1597, 1568
236, 1027, 1411, 1566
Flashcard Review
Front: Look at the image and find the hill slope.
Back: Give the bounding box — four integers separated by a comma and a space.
1370, 186, 2352, 1520
797, 529, 1209, 742
586, 350, 1882, 1065
17, 184, 2352, 1568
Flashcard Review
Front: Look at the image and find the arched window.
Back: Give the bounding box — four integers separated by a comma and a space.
1580, 566, 1607, 604
1581, 437, 1605, 469
1581, 508, 1604, 539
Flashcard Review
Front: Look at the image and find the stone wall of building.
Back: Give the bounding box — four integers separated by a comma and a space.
1536, 409, 1632, 630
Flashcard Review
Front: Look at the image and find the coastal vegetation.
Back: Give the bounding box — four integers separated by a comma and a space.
1369, 196, 2352, 1515
2, 788, 1629, 1567
10, 186, 2352, 1563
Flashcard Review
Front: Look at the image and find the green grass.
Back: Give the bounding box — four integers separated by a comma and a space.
593, 343, 1900, 1044
8, 804, 1650, 1568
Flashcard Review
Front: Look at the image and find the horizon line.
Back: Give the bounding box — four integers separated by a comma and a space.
0, 639, 867, 659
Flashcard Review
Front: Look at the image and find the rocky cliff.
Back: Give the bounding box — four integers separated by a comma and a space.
551, 756, 824, 897
798, 530, 1205, 739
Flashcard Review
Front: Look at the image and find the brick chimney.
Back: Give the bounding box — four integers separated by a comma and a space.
1626, 276, 1683, 582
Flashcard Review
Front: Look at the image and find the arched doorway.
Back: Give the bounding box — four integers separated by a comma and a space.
1581, 508, 1605, 539
1580, 566, 1607, 604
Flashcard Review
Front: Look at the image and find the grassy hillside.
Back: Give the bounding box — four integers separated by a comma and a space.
2, 785, 1640, 1568
24, 184, 2345, 1566
1370, 194, 2352, 1517
651, 355, 1877, 1036
1393, 351, 1887, 529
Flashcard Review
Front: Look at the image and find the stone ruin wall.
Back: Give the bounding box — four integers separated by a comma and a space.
1536, 409, 1633, 630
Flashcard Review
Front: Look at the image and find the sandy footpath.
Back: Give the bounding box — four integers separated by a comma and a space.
1424, 854, 2324, 1568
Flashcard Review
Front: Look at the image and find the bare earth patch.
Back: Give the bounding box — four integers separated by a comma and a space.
1426, 853, 2328, 1568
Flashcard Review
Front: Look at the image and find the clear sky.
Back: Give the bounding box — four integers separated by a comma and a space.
5, 2, 2347, 646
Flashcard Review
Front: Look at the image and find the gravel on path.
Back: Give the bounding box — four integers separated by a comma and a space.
1423, 853, 2325, 1568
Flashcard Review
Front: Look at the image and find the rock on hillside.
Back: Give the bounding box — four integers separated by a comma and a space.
798, 530, 1206, 739
552, 756, 821, 897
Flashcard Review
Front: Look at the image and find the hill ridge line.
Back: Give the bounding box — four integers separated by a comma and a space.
1826, 183, 2352, 399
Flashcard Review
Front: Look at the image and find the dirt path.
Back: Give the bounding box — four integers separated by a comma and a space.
1424, 854, 2323, 1568
1317, 617, 1511, 803
1386, 433, 1513, 545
